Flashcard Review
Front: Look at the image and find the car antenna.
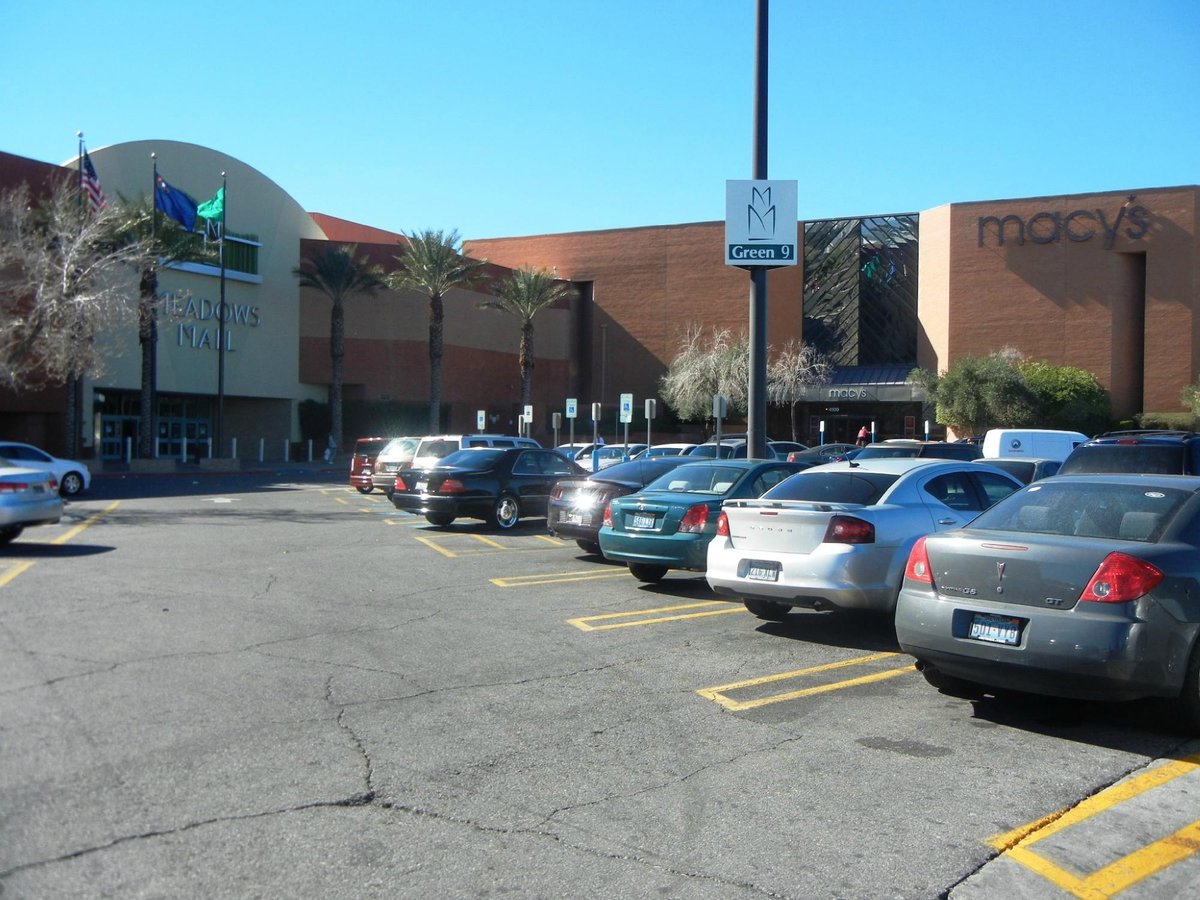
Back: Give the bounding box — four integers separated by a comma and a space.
848, 458, 859, 468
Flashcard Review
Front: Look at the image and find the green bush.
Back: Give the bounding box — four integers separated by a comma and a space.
1135, 411, 1196, 431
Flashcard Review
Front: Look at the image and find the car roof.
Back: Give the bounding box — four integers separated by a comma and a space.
802, 457, 975, 475
1034, 473, 1200, 489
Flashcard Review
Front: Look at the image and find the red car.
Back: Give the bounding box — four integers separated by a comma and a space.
349, 437, 391, 494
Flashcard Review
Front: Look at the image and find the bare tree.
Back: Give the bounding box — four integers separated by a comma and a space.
659, 325, 749, 427
0, 181, 142, 454
768, 339, 832, 441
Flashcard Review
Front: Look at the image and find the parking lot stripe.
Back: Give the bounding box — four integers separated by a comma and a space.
496, 570, 631, 588
988, 753, 1200, 897
568, 600, 745, 631
413, 535, 459, 558
53, 501, 119, 545
697, 652, 915, 711
0, 561, 36, 588
470, 534, 506, 549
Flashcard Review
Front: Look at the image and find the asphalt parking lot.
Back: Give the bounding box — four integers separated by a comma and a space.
1, 467, 1197, 898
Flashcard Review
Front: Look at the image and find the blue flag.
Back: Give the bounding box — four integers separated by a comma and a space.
155, 175, 197, 232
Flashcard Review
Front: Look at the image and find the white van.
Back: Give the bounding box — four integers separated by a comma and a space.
982, 429, 1089, 462
411, 434, 541, 469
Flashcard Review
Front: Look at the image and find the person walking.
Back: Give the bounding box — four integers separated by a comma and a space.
856, 425, 870, 447
324, 432, 337, 464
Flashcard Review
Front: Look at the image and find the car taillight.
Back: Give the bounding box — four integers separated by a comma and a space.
439, 479, 466, 494
904, 536, 933, 583
550, 484, 564, 500
715, 511, 730, 537
394, 476, 407, 491
1079, 552, 1163, 603
0, 481, 32, 493
679, 503, 709, 533
823, 515, 874, 544
602, 503, 613, 528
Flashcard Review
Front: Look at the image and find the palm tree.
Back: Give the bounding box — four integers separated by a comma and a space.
388, 230, 486, 433
480, 266, 575, 411
107, 196, 211, 458
293, 244, 386, 452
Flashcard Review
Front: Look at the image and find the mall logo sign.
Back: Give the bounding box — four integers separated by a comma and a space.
978, 196, 1150, 249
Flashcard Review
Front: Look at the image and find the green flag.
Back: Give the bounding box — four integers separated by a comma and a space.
197, 186, 224, 221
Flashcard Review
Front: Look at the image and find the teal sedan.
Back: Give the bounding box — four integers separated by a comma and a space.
598, 459, 810, 583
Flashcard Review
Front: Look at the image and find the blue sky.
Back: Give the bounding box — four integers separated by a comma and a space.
3, 1, 1197, 239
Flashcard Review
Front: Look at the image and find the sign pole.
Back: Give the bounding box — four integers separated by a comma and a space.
747, 0, 769, 461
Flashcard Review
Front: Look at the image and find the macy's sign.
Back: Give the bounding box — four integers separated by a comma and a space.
977, 197, 1149, 249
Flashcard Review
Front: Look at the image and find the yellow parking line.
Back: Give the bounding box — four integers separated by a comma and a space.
496, 570, 631, 588
470, 534, 506, 549
413, 535, 458, 558
53, 501, 119, 545
697, 652, 915, 711
569, 600, 745, 631
536, 534, 566, 546
989, 753, 1200, 898
0, 561, 36, 588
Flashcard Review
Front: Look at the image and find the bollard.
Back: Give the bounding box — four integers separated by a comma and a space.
283, 439, 290, 462
231, 437, 238, 459
259, 438, 265, 462
124, 436, 132, 464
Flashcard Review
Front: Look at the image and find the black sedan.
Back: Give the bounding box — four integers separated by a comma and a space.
548, 456, 692, 555
391, 447, 586, 529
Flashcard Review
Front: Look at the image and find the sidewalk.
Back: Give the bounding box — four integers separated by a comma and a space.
94, 455, 348, 478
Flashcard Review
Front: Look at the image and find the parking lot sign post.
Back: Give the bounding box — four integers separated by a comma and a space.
645, 398, 656, 449
552, 411, 561, 448
591, 402, 601, 446
620, 393, 633, 449
713, 394, 728, 446
477, 409, 486, 432
566, 398, 577, 447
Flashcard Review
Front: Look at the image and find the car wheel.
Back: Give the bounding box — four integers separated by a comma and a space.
628, 563, 667, 583
356, 485, 373, 495
743, 598, 791, 621
576, 539, 602, 555
489, 494, 520, 530
919, 663, 983, 699
1178, 640, 1200, 735
0, 526, 24, 546
425, 512, 455, 527
60, 471, 84, 496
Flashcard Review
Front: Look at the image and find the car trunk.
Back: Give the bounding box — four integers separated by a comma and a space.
720, 500, 864, 554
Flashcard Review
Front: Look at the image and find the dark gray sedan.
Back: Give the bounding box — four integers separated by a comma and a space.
895, 474, 1200, 732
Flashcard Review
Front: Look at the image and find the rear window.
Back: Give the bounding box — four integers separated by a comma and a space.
437, 448, 504, 470
969, 481, 1194, 541
595, 458, 687, 483
644, 464, 745, 494
354, 439, 389, 457
1060, 444, 1187, 475
854, 446, 919, 459
761, 471, 899, 504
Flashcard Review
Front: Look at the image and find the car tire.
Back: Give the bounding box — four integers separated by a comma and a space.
743, 598, 791, 621
489, 495, 520, 530
356, 485, 373, 494
1178, 640, 1200, 735
425, 512, 455, 527
0, 526, 24, 545
576, 539, 602, 555
60, 471, 85, 496
628, 563, 667, 583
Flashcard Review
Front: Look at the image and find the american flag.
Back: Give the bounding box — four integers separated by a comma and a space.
81, 149, 106, 211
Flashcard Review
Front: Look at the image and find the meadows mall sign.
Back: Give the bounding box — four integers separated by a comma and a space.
977, 196, 1150, 249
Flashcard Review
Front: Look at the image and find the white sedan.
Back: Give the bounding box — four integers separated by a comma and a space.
706, 458, 1022, 621
0, 441, 91, 496
0, 457, 63, 544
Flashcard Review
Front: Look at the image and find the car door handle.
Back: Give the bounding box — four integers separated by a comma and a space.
937, 517, 956, 525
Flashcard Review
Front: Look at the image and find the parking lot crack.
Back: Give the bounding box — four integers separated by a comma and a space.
324, 675, 376, 800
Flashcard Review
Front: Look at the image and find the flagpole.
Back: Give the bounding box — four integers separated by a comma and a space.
150, 153, 160, 459
216, 172, 227, 457
76, 131, 84, 217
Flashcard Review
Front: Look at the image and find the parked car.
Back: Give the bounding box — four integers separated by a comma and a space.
684, 440, 747, 459
0, 441, 91, 496
981, 428, 1088, 462
0, 456, 63, 544
547, 456, 692, 554
786, 443, 859, 464
348, 436, 391, 494
630, 443, 698, 459
853, 440, 983, 462
590, 444, 648, 471
555, 442, 602, 463
411, 434, 541, 469
768, 441, 808, 459
894, 474, 1200, 732
599, 459, 809, 583
1058, 430, 1200, 476
973, 456, 1061, 484
390, 446, 585, 529
371, 436, 422, 496
707, 458, 1022, 621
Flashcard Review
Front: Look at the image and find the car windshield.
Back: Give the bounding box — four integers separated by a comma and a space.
355, 440, 389, 456
643, 464, 744, 494
437, 448, 504, 470
761, 471, 899, 504
969, 481, 1194, 541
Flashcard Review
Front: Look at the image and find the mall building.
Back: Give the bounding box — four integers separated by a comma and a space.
1, 140, 1197, 458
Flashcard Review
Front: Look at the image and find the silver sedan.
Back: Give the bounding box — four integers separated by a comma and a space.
895, 474, 1200, 732
0, 456, 63, 545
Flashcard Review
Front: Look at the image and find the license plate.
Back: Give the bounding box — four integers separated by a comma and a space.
968, 612, 1022, 645
739, 559, 780, 582
630, 513, 656, 529
562, 512, 584, 525
415, 481, 427, 492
